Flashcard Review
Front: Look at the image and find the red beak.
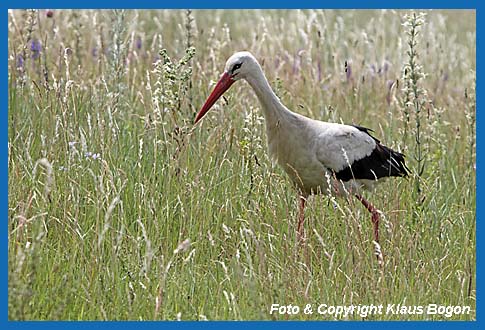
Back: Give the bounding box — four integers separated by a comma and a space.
194, 72, 235, 124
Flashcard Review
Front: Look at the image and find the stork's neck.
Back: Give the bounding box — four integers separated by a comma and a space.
245, 65, 292, 126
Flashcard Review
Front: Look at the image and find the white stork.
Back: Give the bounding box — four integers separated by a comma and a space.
194, 51, 408, 244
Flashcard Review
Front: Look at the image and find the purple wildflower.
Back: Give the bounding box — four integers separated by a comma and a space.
16, 55, 24, 69
135, 36, 142, 50
91, 47, 98, 58
85, 151, 101, 160
274, 56, 280, 69
31, 40, 42, 59
46, 10, 54, 18
370, 63, 376, 75
382, 60, 390, 73
345, 61, 352, 81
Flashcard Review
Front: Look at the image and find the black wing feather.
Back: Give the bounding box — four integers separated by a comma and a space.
334, 125, 409, 181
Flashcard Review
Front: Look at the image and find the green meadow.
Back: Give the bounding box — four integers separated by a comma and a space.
8, 10, 475, 320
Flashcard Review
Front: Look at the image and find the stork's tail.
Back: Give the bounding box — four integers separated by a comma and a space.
379, 144, 409, 178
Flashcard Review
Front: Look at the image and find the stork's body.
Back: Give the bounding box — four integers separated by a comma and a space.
195, 51, 408, 243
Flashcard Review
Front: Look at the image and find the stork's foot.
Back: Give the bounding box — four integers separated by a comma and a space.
297, 196, 306, 243
296, 218, 306, 243
355, 194, 384, 265
370, 211, 384, 265
355, 194, 381, 242
373, 240, 384, 267
370, 209, 380, 243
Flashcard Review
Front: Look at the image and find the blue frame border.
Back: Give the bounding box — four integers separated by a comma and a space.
3, 0, 479, 329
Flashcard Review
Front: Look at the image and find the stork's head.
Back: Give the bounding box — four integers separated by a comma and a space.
224, 51, 258, 81
194, 51, 258, 124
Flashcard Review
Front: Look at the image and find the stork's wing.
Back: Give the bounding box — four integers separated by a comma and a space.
316, 124, 408, 181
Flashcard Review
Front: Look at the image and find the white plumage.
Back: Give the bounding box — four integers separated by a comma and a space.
195, 51, 408, 245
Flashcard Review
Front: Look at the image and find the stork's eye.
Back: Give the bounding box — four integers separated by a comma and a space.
232, 63, 242, 73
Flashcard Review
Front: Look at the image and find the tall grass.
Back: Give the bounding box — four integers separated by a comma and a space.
8, 9, 475, 320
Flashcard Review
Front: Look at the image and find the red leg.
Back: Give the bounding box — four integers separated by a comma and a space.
355, 194, 380, 243
297, 196, 306, 240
